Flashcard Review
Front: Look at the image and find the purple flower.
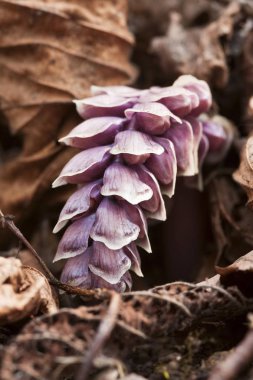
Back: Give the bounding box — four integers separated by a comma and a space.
53, 75, 232, 291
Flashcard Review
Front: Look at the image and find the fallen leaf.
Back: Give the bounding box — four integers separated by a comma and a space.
216, 250, 253, 296
233, 136, 253, 208
151, 3, 238, 88
0, 0, 136, 239
0, 256, 58, 324
1, 269, 251, 379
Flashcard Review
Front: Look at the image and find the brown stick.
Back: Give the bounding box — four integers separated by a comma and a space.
75, 292, 121, 380
0, 210, 108, 298
208, 329, 253, 380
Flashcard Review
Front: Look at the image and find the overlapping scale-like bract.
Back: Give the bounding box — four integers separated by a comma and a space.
53, 75, 231, 292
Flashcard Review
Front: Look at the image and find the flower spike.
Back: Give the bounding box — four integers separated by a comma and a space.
54, 76, 232, 291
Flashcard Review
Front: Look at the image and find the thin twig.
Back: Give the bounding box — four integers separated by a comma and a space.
0, 210, 56, 282
75, 292, 121, 380
208, 329, 253, 380
0, 210, 108, 298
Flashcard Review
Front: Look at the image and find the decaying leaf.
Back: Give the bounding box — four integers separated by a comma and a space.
150, 0, 253, 90
1, 252, 253, 380
216, 250, 253, 297
151, 2, 238, 87
0, 0, 136, 240
0, 256, 58, 324
198, 173, 253, 280
234, 136, 253, 207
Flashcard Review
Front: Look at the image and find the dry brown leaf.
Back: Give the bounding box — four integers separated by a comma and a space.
151, 2, 238, 87
0, 0, 136, 236
0, 256, 58, 324
216, 251, 253, 297
217, 250, 253, 275
233, 136, 253, 207
1, 266, 252, 379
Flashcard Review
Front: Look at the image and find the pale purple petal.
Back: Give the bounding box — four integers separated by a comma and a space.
186, 116, 202, 172
146, 137, 177, 197
124, 243, 143, 277
90, 198, 140, 250
91, 85, 143, 98
110, 130, 164, 165
164, 120, 196, 176
101, 162, 153, 204
203, 120, 227, 153
61, 246, 132, 291
203, 117, 233, 164
60, 247, 92, 287
136, 166, 166, 221
90, 271, 132, 292
74, 95, 134, 119
88, 241, 131, 284
183, 134, 210, 191
125, 102, 181, 135
53, 180, 102, 233
140, 87, 199, 117
52, 146, 111, 187
119, 200, 151, 253
59, 117, 125, 149
173, 75, 212, 115
53, 214, 95, 262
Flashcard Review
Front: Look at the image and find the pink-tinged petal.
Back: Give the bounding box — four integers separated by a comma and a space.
110, 130, 164, 165
53, 214, 95, 262
125, 102, 181, 135
60, 246, 132, 291
173, 75, 212, 115
119, 200, 151, 253
90, 271, 132, 292
121, 271, 133, 290
91, 85, 143, 98
136, 166, 166, 221
203, 116, 233, 164
184, 134, 210, 191
186, 116, 202, 172
124, 243, 143, 277
88, 241, 131, 284
146, 137, 177, 197
60, 247, 92, 287
140, 87, 199, 117
52, 146, 111, 187
59, 117, 125, 149
203, 121, 227, 153
53, 180, 102, 233
90, 198, 140, 250
74, 95, 134, 119
164, 120, 197, 176
199, 134, 210, 167
101, 162, 153, 204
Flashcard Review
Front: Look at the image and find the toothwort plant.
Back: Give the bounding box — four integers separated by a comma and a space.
53, 75, 232, 291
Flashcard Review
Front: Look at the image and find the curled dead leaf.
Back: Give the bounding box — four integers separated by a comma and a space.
0, 0, 136, 238
216, 251, 253, 297
233, 136, 253, 208
151, 2, 238, 87
0, 256, 58, 325
0, 271, 251, 379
